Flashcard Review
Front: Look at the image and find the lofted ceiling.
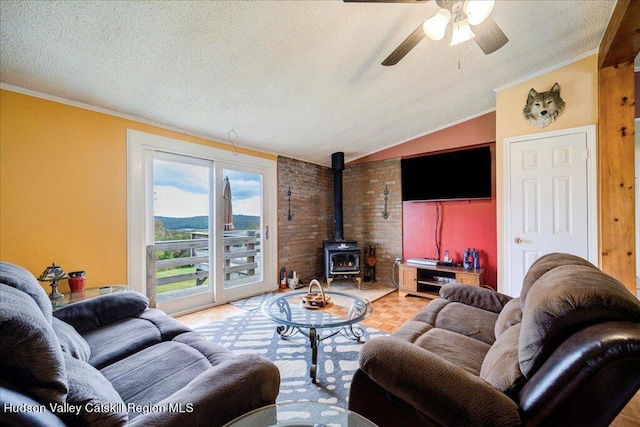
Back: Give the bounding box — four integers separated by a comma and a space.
0, 1, 616, 166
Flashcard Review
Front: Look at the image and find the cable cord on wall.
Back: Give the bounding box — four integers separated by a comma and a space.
392, 258, 401, 287
435, 202, 441, 260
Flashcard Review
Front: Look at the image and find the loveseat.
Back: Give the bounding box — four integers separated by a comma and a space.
0, 261, 280, 426
349, 253, 640, 426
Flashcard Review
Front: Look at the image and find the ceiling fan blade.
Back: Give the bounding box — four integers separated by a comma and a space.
382, 23, 426, 66
470, 15, 508, 55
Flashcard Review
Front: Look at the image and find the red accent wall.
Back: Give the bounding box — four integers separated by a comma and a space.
403, 198, 497, 288
348, 112, 498, 289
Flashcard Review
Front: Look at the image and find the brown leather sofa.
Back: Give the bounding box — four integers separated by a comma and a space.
348, 253, 640, 426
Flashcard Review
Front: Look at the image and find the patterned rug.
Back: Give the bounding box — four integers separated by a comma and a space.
193, 309, 387, 407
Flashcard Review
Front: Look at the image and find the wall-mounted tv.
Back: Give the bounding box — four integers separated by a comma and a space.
401, 146, 492, 202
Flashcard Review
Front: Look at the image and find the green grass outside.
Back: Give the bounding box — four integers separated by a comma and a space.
156, 266, 209, 294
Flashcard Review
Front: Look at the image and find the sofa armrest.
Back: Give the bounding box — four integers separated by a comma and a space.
127, 354, 280, 427
53, 292, 148, 333
439, 283, 512, 314
359, 336, 521, 427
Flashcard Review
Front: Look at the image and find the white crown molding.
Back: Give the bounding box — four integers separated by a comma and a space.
492, 49, 599, 94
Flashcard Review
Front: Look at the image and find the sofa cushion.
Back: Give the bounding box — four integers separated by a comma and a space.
84, 317, 162, 369
519, 265, 640, 377
54, 292, 149, 333
520, 253, 595, 304
440, 283, 512, 314
53, 317, 91, 362
480, 323, 524, 398
430, 301, 499, 345
392, 319, 434, 343
0, 284, 68, 405
409, 297, 449, 326
494, 297, 522, 338
415, 328, 491, 376
63, 353, 128, 427
138, 308, 192, 341
0, 261, 53, 322
100, 341, 214, 419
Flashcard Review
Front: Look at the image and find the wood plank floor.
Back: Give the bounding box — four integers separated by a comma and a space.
176, 290, 639, 425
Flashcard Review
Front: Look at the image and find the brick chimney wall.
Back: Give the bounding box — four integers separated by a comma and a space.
277, 155, 402, 286
277, 156, 334, 283
343, 158, 403, 284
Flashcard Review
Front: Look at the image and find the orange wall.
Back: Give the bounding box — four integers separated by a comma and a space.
0, 89, 275, 293
495, 54, 598, 290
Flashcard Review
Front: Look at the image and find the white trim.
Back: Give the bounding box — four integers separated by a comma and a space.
348, 107, 496, 163
502, 125, 598, 296
127, 129, 278, 312
493, 49, 598, 94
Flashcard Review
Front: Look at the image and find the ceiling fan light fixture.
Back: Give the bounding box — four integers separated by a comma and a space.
423, 9, 451, 41
463, 0, 495, 25
449, 16, 474, 46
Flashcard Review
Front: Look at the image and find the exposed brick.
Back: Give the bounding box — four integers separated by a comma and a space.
278, 156, 402, 285
277, 156, 334, 283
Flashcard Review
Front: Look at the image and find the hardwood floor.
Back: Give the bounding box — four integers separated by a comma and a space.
176, 290, 639, 425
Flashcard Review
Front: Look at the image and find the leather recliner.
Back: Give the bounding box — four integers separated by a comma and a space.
348, 253, 640, 426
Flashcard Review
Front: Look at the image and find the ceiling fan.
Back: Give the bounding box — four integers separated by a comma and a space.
344, 0, 509, 66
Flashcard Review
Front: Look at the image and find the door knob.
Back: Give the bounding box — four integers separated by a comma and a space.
514, 237, 523, 244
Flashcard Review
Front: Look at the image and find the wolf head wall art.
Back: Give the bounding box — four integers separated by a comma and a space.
522, 82, 566, 128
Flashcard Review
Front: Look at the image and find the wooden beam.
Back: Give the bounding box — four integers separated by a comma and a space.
598, 61, 636, 293
598, 0, 640, 68
597, 0, 640, 293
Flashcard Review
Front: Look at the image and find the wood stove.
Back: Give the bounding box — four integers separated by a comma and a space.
323, 152, 362, 289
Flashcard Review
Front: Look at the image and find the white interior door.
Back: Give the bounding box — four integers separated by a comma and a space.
504, 125, 597, 297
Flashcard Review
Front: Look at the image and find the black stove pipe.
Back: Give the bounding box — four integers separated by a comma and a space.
332, 152, 345, 241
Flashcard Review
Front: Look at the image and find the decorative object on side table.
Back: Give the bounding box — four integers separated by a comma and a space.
37, 262, 68, 300
462, 248, 480, 270
67, 270, 86, 292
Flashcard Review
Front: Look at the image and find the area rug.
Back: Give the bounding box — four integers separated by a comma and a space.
230, 280, 396, 312
193, 309, 388, 407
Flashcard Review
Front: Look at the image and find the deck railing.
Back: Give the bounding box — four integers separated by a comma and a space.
145, 231, 260, 306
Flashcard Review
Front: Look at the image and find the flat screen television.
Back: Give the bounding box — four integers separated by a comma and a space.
401, 146, 492, 202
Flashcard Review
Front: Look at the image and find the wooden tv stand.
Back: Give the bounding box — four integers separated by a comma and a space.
399, 263, 485, 299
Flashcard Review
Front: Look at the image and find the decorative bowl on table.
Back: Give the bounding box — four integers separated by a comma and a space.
300, 279, 331, 309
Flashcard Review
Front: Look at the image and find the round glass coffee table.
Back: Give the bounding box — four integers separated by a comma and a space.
262, 290, 372, 383
224, 401, 377, 427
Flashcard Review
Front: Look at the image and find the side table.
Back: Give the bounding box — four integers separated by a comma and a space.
51, 285, 131, 310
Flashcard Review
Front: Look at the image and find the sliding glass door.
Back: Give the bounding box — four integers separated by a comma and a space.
127, 129, 277, 315
150, 152, 215, 313
218, 166, 266, 303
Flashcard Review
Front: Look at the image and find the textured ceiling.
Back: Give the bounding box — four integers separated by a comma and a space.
0, 1, 615, 166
